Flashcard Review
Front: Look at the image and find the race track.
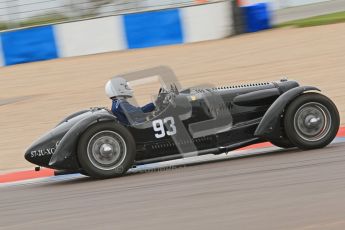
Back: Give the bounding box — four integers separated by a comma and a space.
1, 142, 345, 230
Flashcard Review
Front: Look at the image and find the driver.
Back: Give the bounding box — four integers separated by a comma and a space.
105, 78, 155, 125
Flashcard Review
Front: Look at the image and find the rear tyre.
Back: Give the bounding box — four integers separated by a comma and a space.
270, 116, 295, 149
77, 122, 136, 179
270, 138, 294, 149
284, 93, 339, 150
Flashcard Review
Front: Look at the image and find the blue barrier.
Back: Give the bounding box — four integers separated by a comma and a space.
0, 1, 232, 66
1, 25, 58, 66
242, 3, 271, 33
123, 9, 183, 49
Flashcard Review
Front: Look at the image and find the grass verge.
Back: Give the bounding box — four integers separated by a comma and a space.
277, 11, 345, 28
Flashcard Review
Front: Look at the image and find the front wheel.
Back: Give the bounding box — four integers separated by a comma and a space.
77, 122, 136, 179
284, 93, 339, 150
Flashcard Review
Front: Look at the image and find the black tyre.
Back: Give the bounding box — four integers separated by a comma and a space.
271, 116, 295, 149
77, 122, 136, 179
271, 138, 294, 149
284, 93, 339, 150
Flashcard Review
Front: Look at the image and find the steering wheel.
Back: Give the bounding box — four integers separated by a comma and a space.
154, 87, 173, 112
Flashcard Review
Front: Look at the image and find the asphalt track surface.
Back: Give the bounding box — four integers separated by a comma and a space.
1, 142, 345, 230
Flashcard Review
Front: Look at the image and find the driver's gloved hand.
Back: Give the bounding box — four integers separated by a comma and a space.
141, 103, 155, 113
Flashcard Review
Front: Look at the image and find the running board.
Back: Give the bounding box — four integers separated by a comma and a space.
134, 138, 261, 166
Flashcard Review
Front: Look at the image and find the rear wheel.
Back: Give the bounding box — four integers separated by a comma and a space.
270, 116, 295, 149
77, 122, 136, 179
284, 93, 339, 150
270, 138, 294, 149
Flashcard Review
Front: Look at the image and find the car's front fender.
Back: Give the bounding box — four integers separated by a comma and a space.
49, 110, 118, 168
254, 86, 320, 140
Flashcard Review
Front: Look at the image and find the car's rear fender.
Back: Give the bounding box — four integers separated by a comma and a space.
49, 111, 118, 169
254, 86, 320, 140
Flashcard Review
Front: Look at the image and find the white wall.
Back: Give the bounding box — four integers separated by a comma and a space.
54, 1, 233, 58
55, 16, 126, 58
181, 1, 233, 43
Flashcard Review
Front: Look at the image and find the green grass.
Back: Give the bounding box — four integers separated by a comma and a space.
19, 13, 68, 28
0, 12, 68, 31
277, 11, 345, 28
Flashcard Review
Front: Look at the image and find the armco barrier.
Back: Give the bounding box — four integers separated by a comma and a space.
0, 1, 232, 66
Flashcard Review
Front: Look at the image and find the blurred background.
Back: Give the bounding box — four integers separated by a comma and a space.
0, 0, 217, 29
0, 0, 343, 30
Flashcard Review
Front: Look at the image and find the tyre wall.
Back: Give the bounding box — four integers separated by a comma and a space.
0, 1, 232, 66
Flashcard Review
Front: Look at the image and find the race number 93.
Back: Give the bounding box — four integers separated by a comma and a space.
152, 117, 177, 138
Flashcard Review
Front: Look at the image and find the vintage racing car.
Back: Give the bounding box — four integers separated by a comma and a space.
25, 73, 340, 179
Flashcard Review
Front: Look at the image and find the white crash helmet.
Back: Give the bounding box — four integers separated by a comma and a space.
105, 77, 133, 99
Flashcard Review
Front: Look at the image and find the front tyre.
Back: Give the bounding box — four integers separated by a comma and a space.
284, 93, 339, 150
77, 122, 136, 179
